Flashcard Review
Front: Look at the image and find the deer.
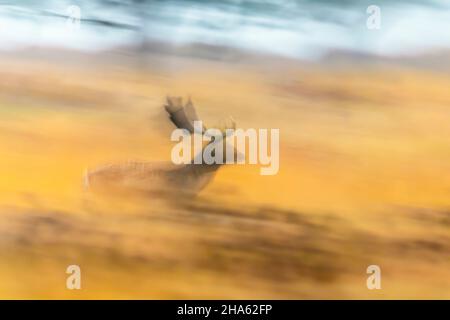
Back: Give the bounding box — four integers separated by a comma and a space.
84, 96, 237, 197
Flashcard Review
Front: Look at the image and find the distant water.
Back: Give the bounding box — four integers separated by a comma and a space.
1, 0, 450, 59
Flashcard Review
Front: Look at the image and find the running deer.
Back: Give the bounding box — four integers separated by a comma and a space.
84, 96, 237, 196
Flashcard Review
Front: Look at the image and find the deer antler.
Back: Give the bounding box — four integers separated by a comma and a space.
164, 96, 205, 134
165, 96, 236, 138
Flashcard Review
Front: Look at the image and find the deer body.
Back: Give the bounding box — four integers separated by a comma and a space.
85, 160, 221, 195
84, 97, 232, 196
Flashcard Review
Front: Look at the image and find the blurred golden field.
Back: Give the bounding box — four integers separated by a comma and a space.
0, 49, 449, 299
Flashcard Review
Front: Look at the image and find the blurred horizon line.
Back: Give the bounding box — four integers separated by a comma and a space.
1, 0, 450, 60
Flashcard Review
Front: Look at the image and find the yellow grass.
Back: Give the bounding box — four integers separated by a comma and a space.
0, 51, 449, 299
